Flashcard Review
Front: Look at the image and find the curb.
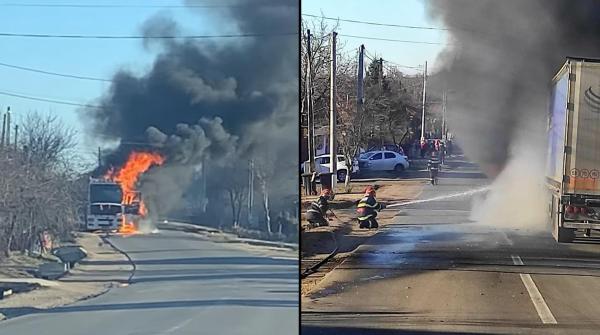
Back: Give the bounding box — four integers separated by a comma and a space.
233, 238, 298, 250
159, 221, 299, 251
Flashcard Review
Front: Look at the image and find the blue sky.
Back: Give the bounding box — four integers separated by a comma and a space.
0, 1, 226, 162
0, 1, 445, 163
302, 0, 447, 75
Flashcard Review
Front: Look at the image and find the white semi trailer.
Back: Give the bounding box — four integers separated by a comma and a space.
547, 57, 600, 242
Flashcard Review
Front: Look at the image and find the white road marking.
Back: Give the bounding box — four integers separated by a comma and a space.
165, 317, 194, 333
511, 255, 557, 324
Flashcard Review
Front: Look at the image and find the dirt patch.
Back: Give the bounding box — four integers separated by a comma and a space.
0, 232, 132, 318
300, 179, 424, 296
0, 254, 46, 279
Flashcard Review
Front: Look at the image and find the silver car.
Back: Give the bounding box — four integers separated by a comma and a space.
358, 150, 410, 174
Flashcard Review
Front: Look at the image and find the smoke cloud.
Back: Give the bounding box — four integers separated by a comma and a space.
82, 0, 298, 225
425, 1, 600, 230
425, 0, 600, 173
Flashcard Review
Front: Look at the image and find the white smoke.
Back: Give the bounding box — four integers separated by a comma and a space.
470, 135, 548, 232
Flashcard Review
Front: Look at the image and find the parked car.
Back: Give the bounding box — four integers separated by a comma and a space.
358, 150, 409, 174
367, 144, 406, 156
301, 154, 359, 182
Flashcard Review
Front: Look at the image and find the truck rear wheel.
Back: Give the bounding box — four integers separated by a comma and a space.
553, 217, 575, 242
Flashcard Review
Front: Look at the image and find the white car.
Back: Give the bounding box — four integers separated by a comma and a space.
358, 150, 409, 174
301, 154, 358, 182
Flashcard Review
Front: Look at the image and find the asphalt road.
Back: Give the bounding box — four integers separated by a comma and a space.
0, 229, 298, 335
302, 156, 600, 334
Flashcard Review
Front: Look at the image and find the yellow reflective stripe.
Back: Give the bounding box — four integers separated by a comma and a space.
357, 202, 378, 208
358, 214, 375, 220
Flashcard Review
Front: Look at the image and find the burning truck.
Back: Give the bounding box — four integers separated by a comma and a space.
85, 151, 165, 234
85, 178, 123, 232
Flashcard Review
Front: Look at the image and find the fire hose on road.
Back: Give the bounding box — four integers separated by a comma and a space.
300, 210, 340, 279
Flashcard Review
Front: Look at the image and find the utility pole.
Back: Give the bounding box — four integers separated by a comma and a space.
442, 90, 447, 141
13, 125, 18, 151
357, 44, 365, 109
248, 159, 254, 225
5, 107, 10, 148
329, 31, 338, 191
200, 161, 208, 212
379, 57, 384, 88
354, 45, 365, 173
420, 61, 428, 141
305, 29, 316, 195
97, 147, 102, 168
1, 111, 6, 148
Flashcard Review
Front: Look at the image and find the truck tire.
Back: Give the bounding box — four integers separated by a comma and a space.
553, 216, 575, 243
555, 226, 575, 243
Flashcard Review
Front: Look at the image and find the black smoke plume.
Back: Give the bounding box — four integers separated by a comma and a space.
82, 0, 298, 225
425, 0, 600, 174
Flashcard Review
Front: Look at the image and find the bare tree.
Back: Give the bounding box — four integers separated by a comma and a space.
301, 17, 345, 129
223, 166, 248, 228
0, 112, 81, 258
254, 160, 273, 234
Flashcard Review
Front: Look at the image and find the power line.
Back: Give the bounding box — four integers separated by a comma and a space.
364, 53, 400, 74
0, 90, 104, 109
363, 49, 422, 72
303, 13, 449, 31
341, 33, 445, 45
0, 32, 298, 39
0, 2, 291, 8
364, 49, 422, 70
0, 61, 111, 82
383, 59, 422, 70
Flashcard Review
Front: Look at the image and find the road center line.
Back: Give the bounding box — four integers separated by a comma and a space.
511, 255, 557, 324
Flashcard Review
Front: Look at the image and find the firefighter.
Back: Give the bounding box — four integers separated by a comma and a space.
420, 139, 427, 158
306, 188, 332, 228
357, 186, 385, 229
428, 152, 441, 185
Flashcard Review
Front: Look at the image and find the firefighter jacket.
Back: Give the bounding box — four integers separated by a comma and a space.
307, 195, 329, 219
356, 195, 383, 221
428, 157, 441, 170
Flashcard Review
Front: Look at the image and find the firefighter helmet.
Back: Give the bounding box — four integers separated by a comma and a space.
364, 185, 376, 196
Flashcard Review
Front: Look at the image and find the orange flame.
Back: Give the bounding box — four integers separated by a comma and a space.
104, 151, 165, 234
139, 201, 148, 216
120, 218, 137, 235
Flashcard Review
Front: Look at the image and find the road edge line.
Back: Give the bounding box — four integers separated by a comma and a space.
511, 255, 557, 324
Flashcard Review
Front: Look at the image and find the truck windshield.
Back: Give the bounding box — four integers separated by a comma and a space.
90, 184, 123, 204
